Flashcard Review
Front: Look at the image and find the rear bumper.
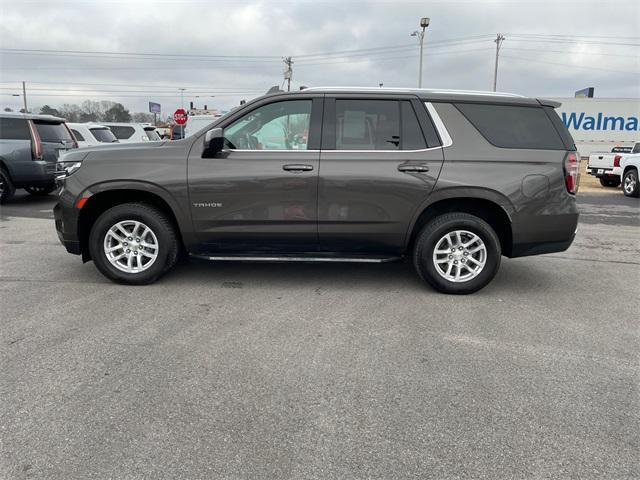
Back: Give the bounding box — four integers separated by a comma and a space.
586, 166, 622, 178
509, 206, 579, 258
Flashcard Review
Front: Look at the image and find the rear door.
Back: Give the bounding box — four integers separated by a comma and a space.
187, 95, 323, 253
318, 95, 445, 254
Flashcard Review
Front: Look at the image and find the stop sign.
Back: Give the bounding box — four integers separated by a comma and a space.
173, 108, 187, 125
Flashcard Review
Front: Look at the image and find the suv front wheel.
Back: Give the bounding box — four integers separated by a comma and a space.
413, 213, 501, 294
89, 203, 179, 285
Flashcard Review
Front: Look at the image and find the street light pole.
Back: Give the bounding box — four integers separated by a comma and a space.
178, 88, 186, 110
411, 17, 430, 88
493, 33, 505, 92
22, 81, 28, 113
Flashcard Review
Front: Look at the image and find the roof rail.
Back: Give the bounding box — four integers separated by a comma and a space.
301, 86, 525, 98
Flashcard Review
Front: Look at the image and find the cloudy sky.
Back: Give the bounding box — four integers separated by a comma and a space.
1, 0, 638, 117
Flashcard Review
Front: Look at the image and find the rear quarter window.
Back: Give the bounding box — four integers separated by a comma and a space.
0, 118, 31, 140
455, 103, 565, 150
71, 129, 85, 141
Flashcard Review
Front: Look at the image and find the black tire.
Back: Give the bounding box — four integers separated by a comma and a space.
623, 169, 639, 198
0, 168, 15, 204
599, 177, 620, 188
25, 184, 56, 196
89, 203, 179, 285
413, 212, 502, 294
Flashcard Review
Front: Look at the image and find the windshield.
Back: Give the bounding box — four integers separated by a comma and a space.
34, 121, 74, 143
90, 128, 118, 143
144, 128, 161, 141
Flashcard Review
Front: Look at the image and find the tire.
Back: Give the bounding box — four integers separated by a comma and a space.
413, 213, 502, 294
25, 184, 56, 196
0, 168, 15, 204
88, 203, 179, 285
623, 169, 639, 198
599, 177, 620, 188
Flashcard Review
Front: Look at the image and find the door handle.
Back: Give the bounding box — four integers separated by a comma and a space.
283, 164, 314, 172
398, 164, 429, 173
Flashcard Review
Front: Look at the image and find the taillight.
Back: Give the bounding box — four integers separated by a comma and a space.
564, 152, 580, 194
613, 155, 621, 168
27, 120, 43, 160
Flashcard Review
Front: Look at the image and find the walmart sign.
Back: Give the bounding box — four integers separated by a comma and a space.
561, 112, 639, 131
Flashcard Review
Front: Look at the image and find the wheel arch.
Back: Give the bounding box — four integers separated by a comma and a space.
77, 182, 189, 261
405, 190, 513, 256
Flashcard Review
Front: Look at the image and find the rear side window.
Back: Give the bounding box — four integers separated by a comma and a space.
108, 126, 135, 139
456, 103, 565, 150
71, 129, 85, 141
401, 101, 427, 150
336, 100, 400, 150
0, 118, 30, 140
90, 128, 117, 143
34, 121, 74, 143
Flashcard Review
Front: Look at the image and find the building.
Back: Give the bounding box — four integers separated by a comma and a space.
550, 97, 640, 156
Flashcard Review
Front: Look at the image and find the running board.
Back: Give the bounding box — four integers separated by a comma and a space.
190, 254, 402, 263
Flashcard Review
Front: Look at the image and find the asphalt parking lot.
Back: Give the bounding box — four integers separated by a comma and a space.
1, 189, 638, 479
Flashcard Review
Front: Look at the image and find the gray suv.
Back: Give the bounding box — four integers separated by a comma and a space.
54, 88, 579, 293
1, 112, 77, 202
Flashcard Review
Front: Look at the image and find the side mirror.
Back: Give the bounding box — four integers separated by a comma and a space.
204, 127, 224, 157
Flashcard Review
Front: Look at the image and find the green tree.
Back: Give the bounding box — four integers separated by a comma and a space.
103, 103, 131, 122
39, 105, 62, 117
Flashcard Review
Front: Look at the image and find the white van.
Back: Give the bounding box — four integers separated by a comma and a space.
67, 123, 119, 148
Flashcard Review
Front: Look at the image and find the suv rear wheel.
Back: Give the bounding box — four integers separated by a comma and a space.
25, 184, 56, 196
413, 213, 501, 294
89, 203, 179, 284
623, 169, 639, 197
599, 177, 621, 188
0, 169, 15, 204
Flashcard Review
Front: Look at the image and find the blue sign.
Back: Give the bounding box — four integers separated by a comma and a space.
562, 112, 639, 131
149, 102, 161, 114
574, 87, 594, 98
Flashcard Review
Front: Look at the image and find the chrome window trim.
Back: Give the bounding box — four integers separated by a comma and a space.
424, 102, 453, 148
224, 149, 320, 153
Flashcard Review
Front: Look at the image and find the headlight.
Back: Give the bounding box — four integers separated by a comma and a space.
56, 161, 83, 178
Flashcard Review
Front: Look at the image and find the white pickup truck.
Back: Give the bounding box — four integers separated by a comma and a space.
620, 151, 640, 197
587, 142, 640, 188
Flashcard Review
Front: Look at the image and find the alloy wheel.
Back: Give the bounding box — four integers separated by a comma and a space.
103, 220, 159, 274
432, 230, 487, 282
624, 172, 637, 195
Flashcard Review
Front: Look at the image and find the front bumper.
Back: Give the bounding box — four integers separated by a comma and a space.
54, 193, 81, 255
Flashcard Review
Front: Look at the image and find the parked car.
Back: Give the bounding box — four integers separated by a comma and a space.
102, 123, 161, 143
184, 115, 221, 138
67, 123, 119, 148
618, 144, 640, 197
54, 87, 579, 294
0, 112, 77, 202
586, 142, 640, 187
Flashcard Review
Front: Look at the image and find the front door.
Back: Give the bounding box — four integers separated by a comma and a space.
318, 96, 445, 254
188, 97, 323, 253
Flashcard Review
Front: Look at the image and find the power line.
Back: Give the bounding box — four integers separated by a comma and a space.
500, 54, 638, 75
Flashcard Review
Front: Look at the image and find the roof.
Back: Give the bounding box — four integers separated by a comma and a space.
0, 111, 66, 122
67, 122, 109, 129
279, 86, 547, 106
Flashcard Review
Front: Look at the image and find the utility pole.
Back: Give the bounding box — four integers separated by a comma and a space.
493, 33, 505, 92
283, 57, 293, 92
22, 81, 28, 113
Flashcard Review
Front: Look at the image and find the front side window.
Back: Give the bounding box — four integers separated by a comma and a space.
633, 143, 640, 154
223, 100, 312, 150
335, 100, 400, 150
